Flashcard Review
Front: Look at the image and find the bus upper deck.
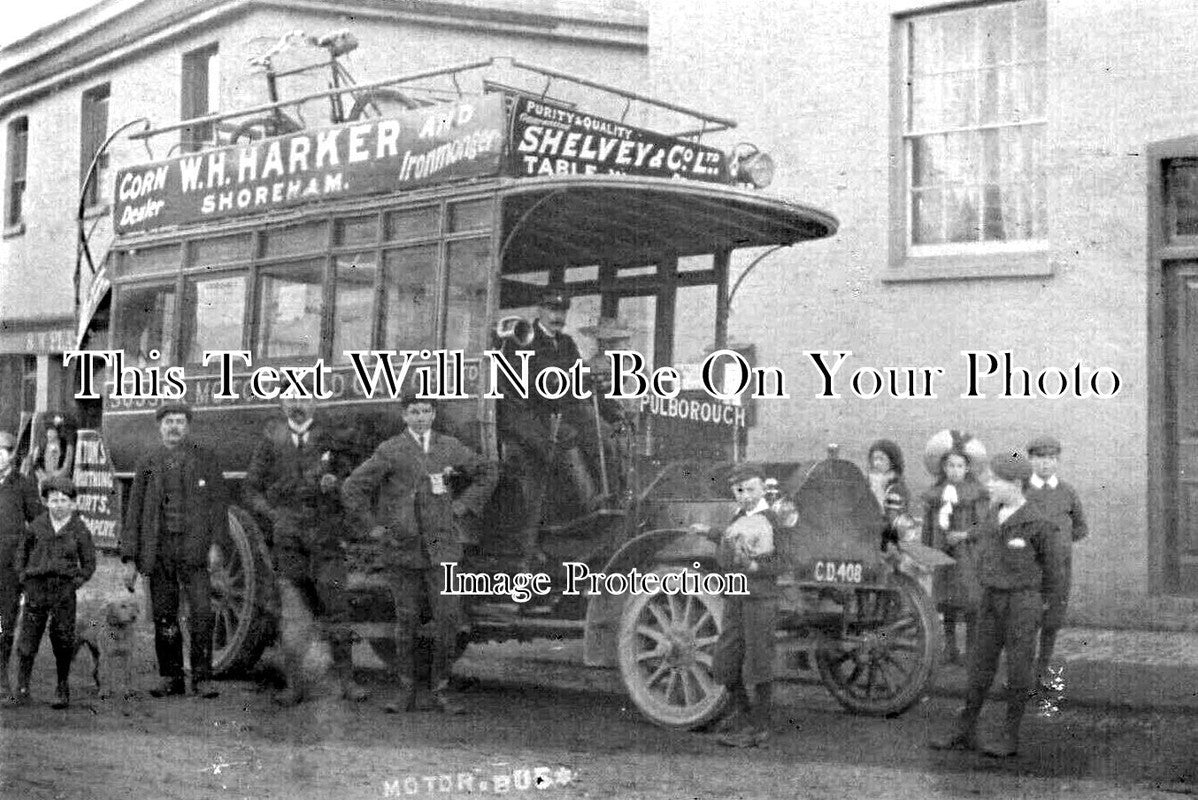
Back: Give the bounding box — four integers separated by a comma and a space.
85, 57, 837, 474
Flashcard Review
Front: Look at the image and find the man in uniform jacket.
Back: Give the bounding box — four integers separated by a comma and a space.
930, 452, 1064, 758
245, 395, 366, 704
0, 430, 42, 700
495, 289, 604, 563
341, 395, 496, 714
121, 403, 226, 699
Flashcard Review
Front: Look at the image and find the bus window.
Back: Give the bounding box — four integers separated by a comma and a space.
445, 239, 490, 353
385, 206, 440, 242
332, 252, 377, 361
335, 216, 378, 248
113, 283, 177, 365
255, 260, 324, 359
381, 245, 437, 350
673, 284, 718, 365
183, 274, 246, 364
188, 233, 252, 267
121, 243, 181, 278
618, 295, 655, 371
566, 294, 603, 357
448, 199, 491, 233
259, 222, 328, 259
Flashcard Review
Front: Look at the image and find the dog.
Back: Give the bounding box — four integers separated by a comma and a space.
74, 596, 140, 702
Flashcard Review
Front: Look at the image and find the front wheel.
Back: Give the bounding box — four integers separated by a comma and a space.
616, 572, 726, 729
210, 506, 276, 677
814, 571, 940, 716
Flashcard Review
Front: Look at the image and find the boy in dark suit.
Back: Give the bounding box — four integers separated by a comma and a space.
12, 476, 96, 708
1024, 435, 1087, 689
342, 395, 496, 714
930, 453, 1064, 757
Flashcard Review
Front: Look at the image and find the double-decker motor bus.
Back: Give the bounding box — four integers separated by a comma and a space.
80, 55, 940, 729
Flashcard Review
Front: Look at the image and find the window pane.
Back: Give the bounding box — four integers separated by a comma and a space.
332, 253, 377, 360
255, 260, 324, 359
674, 284, 717, 365
381, 246, 437, 349
188, 233, 251, 267
946, 186, 981, 243
121, 244, 181, 277
445, 239, 490, 353
385, 206, 440, 241
449, 199, 492, 232
260, 222, 327, 258
114, 283, 177, 366
1167, 160, 1198, 239
905, 1, 1046, 248
618, 296, 655, 371
335, 216, 378, 247
911, 187, 944, 245
185, 275, 245, 363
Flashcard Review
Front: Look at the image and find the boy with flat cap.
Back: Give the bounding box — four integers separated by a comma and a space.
121, 403, 226, 699
1024, 435, 1087, 688
697, 463, 785, 748
12, 476, 95, 708
930, 452, 1063, 757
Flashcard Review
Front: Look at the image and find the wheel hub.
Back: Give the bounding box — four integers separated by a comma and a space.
663, 625, 697, 668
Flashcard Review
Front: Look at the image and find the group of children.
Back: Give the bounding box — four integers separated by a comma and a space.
706, 431, 1084, 756
0, 428, 94, 709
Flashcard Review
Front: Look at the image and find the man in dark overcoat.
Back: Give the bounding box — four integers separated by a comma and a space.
245, 395, 366, 704
0, 429, 41, 700
341, 395, 496, 714
121, 403, 226, 698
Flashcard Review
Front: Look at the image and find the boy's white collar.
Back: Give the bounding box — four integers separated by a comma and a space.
1029, 473, 1058, 489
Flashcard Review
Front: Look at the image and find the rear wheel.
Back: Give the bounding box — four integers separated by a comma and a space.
210, 506, 276, 677
617, 571, 727, 729
814, 571, 939, 716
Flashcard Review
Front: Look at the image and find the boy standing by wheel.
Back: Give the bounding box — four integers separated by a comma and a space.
705, 463, 785, 748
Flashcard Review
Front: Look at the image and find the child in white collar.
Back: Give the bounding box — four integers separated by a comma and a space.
1024, 435, 1087, 689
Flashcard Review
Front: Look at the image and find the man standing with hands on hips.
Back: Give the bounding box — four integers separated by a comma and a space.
121, 403, 226, 699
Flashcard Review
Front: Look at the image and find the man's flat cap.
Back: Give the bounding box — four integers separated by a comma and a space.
155, 402, 193, 422
1026, 436, 1062, 456
727, 462, 766, 485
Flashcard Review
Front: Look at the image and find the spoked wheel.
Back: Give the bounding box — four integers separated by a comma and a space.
617, 576, 727, 729
814, 571, 940, 716
210, 506, 276, 677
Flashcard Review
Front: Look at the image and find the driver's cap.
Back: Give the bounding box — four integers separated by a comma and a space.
538, 289, 571, 310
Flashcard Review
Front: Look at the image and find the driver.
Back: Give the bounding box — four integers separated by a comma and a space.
495, 289, 606, 563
